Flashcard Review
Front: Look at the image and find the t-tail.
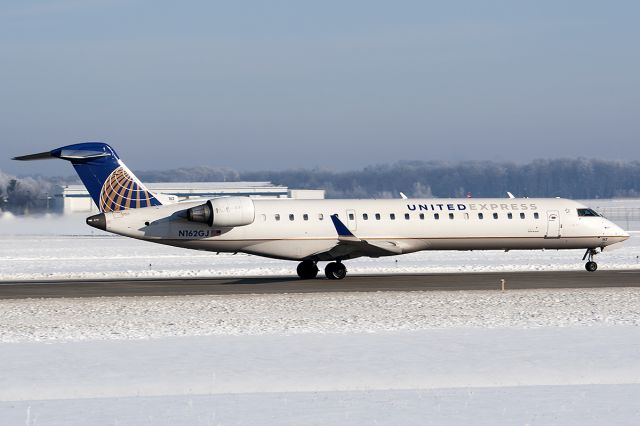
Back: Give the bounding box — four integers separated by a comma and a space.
13, 142, 163, 212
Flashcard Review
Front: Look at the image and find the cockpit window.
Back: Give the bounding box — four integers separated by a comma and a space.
577, 208, 600, 217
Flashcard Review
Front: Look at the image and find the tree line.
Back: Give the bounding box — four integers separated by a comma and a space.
140, 158, 640, 199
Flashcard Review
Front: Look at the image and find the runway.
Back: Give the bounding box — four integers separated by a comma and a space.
1, 270, 639, 299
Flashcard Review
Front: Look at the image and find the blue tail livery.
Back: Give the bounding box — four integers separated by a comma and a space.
13, 142, 162, 212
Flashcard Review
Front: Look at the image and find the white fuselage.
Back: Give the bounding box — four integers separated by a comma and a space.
98, 197, 629, 261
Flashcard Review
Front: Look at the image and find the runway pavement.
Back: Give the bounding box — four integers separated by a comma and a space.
1, 270, 639, 299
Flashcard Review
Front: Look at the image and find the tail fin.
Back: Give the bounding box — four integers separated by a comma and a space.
13, 142, 162, 212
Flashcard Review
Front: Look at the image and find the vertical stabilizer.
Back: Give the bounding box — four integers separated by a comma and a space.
13, 142, 162, 212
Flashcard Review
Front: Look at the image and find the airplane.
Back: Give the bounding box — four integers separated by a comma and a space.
14, 142, 630, 279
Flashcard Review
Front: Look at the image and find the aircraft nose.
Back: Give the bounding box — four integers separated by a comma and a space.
613, 222, 630, 238
86, 213, 106, 231
606, 221, 630, 241
621, 228, 631, 239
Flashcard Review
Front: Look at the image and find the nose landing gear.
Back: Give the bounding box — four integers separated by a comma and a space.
582, 248, 599, 272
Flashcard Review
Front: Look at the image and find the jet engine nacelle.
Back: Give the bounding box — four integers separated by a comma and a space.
186, 197, 255, 227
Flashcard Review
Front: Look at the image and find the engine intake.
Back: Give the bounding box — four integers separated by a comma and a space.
186, 197, 255, 227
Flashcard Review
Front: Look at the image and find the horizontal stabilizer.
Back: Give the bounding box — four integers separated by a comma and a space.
13, 149, 110, 161
12, 151, 53, 161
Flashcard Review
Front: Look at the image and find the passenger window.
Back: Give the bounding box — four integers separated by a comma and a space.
478, 213, 484, 219
363, 213, 368, 220
349, 213, 355, 220
303, 214, 309, 221
534, 212, 539, 219
507, 213, 513, 219
449, 213, 454, 219
318, 213, 324, 220
390, 213, 396, 220
419, 213, 425, 220
434, 213, 440, 220
493, 213, 498, 219
375, 213, 381, 220
275, 214, 280, 221
289, 214, 295, 221
405, 213, 410, 220
520, 213, 525, 219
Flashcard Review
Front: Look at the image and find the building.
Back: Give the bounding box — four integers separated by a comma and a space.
53, 182, 325, 214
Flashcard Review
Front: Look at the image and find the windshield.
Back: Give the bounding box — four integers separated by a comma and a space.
577, 208, 601, 217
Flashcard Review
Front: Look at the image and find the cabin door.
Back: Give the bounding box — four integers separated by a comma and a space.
345, 209, 357, 232
545, 210, 560, 238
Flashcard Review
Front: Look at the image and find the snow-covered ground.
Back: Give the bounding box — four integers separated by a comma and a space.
2, 328, 640, 425
0, 212, 638, 281
2, 289, 640, 342
1, 211, 640, 425
1, 289, 640, 425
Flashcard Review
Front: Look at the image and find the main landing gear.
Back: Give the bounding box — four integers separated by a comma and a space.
296, 260, 319, 279
583, 248, 599, 272
324, 261, 347, 280
295, 261, 348, 280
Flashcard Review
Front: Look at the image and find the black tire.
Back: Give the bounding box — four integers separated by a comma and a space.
325, 262, 347, 280
297, 261, 319, 279
585, 261, 598, 272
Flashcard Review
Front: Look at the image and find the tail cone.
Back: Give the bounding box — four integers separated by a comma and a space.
86, 213, 106, 231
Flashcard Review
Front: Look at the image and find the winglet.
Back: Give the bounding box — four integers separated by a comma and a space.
330, 214, 355, 238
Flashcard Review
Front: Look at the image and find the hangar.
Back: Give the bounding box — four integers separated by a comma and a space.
53, 182, 324, 214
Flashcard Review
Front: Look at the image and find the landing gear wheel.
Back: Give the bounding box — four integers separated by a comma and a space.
296, 261, 319, 279
325, 262, 347, 280
582, 248, 599, 272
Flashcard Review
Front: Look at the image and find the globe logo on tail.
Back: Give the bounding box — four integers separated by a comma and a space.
99, 166, 156, 212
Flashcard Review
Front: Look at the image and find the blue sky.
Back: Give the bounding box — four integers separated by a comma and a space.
1, 0, 639, 175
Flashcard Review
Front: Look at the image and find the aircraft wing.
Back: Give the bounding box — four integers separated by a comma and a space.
310, 215, 404, 260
